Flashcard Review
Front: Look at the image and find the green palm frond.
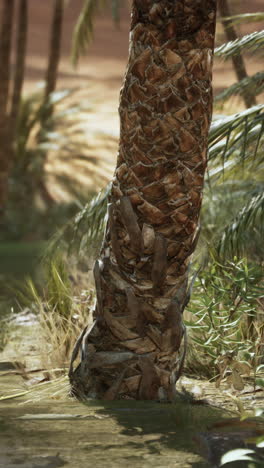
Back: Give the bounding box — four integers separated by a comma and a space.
217, 192, 264, 258
220, 12, 264, 26
201, 180, 264, 242
44, 186, 109, 259
70, 185, 110, 256
71, 0, 107, 67
16, 89, 43, 159
111, 0, 121, 25
215, 30, 264, 59
15, 87, 78, 163
209, 105, 264, 164
215, 72, 264, 103
71, 0, 121, 66
49, 103, 264, 257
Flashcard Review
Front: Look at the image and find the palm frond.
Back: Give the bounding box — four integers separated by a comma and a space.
219, 13, 264, 26
71, 0, 107, 67
46, 186, 110, 259
15, 89, 44, 159
217, 192, 264, 258
111, 0, 121, 25
201, 181, 264, 246
47, 103, 263, 258
71, 0, 123, 66
70, 185, 110, 256
215, 72, 264, 103
215, 30, 264, 59
209, 105, 264, 164
15, 86, 78, 166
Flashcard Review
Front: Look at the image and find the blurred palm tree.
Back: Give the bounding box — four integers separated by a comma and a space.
0, 0, 15, 216
0, 0, 66, 217
41, 0, 64, 124
10, 0, 28, 135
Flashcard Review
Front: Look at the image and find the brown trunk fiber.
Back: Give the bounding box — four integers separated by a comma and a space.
0, 0, 14, 215
219, 0, 256, 108
70, 0, 217, 401
43, 0, 64, 120
10, 0, 28, 134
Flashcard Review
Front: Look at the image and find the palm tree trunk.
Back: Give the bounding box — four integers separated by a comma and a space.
10, 0, 28, 135
43, 0, 64, 120
70, 0, 217, 400
219, 0, 256, 108
0, 0, 14, 215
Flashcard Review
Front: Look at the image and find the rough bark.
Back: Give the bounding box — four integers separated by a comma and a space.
219, 0, 256, 108
0, 0, 14, 215
43, 0, 64, 120
70, 0, 217, 400
10, 0, 28, 134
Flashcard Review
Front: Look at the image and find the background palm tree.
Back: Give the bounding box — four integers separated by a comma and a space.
69, 0, 218, 400
42, 0, 64, 123
0, 0, 15, 216
0, 0, 67, 223
0, 0, 28, 218
10, 0, 28, 135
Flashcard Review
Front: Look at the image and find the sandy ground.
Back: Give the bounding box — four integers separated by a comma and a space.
13, 0, 264, 198
1, 312, 263, 414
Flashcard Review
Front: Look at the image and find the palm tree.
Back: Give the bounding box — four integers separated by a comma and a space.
69, 0, 218, 400
0, 0, 29, 217
10, 0, 28, 134
42, 0, 64, 121
0, 0, 14, 215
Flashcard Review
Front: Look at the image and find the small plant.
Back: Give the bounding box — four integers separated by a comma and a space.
185, 258, 264, 388
45, 256, 73, 319
216, 353, 251, 390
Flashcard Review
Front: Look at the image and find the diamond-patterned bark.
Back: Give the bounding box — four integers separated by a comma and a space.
70, 0, 217, 400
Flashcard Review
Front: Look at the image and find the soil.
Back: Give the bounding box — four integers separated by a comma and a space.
0, 315, 264, 468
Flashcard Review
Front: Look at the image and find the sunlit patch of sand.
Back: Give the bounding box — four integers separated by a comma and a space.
42, 85, 120, 202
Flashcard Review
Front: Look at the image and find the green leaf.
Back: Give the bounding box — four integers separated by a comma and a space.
71, 0, 121, 66
255, 378, 264, 388
220, 449, 255, 466
220, 13, 264, 26
215, 30, 264, 59
257, 436, 264, 448
215, 72, 264, 103
209, 105, 264, 164
71, 0, 107, 66
218, 192, 264, 258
